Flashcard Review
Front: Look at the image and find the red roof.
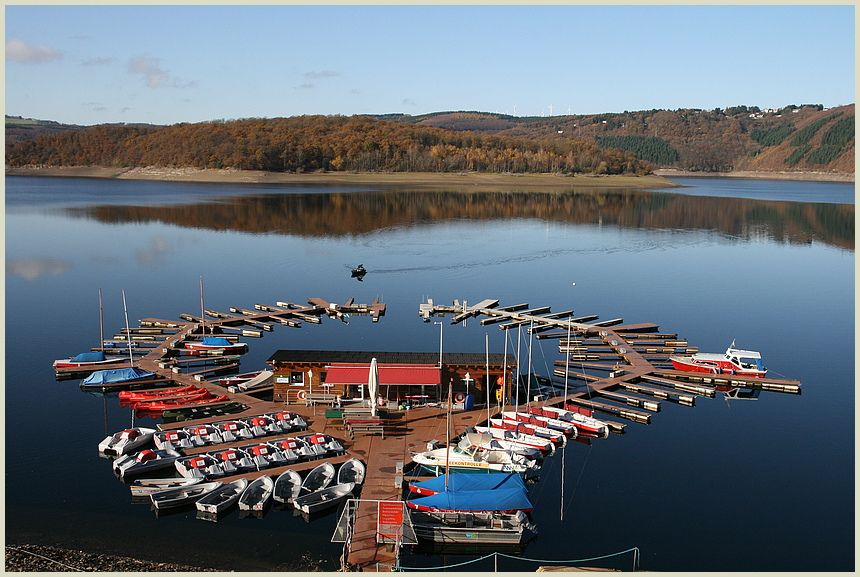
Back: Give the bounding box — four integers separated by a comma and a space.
323, 363, 440, 385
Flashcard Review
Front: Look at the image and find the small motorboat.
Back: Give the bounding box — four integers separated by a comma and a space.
474, 425, 555, 453
151, 481, 223, 511
670, 342, 768, 378
503, 410, 576, 436
489, 417, 565, 445
196, 478, 249, 515
336, 458, 366, 486
128, 477, 201, 497
297, 432, 344, 458
80, 367, 160, 391
537, 405, 608, 437
351, 264, 367, 280
264, 411, 307, 432
53, 351, 124, 368
153, 429, 195, 452
216, 370, 265, 387
273, 469, 303, 505
242, 415, 282, 438
184, 336, 248, 354
214, 419, 255, 443
293, 482, 355, 515
299, 461, 336, 495
98, 426, 156, 456
239, 443, 290, 470
238, 475, 274, 511
113, 448, 182, 479
175, 454, 226, 479
206, 447, 256, 476
265, 438, 301, 464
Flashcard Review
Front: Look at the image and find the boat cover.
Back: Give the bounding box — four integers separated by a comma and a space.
82, 367, 155, 385
406, 487, 532, 512
201, 336, 233, 346
71, 351, 108, 362
410, 473, 526, 494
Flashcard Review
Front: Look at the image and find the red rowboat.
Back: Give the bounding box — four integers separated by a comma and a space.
132, 394, 228, 412
118, 384, 200, 400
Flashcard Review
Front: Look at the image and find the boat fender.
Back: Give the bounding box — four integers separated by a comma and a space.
454, 392, 466, 403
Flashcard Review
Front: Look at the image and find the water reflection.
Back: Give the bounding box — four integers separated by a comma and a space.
64, 189, 855, 250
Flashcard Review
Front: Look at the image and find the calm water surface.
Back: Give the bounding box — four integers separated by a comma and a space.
5, 175, 854, 571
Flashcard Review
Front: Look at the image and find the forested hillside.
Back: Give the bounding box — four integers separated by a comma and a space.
6, 103, 853, 176
383, 104, 854, 175
5, 115, 649, 176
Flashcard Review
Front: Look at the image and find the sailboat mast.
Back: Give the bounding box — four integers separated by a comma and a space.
121, 288, 133, 367
98, 288, 104, 351
445, 379, 452, 489
199, 277, 206, 336
485, 332, 490, 424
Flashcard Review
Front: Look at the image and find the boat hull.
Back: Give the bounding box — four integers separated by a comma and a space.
409, 511, 528, 544
670, 356, 766, 378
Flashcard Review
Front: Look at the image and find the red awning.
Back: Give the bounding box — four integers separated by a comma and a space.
323, 363, 440, 385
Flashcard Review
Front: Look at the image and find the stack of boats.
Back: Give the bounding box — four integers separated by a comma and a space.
117, 384, 231, 414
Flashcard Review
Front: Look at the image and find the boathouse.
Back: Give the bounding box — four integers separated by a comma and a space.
266, 350, 515, 406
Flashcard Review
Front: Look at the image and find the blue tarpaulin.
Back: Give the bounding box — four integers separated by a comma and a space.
82, 367, 154, 385
71, 352, 108, 363
406, 487, 533, 512
201, 336, 232, 347
409, 473, 526, 494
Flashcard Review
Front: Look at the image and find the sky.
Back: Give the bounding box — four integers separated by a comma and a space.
5, 4, 856, 127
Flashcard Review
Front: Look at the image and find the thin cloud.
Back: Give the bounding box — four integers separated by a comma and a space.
304, 70, 341, 79
295, 83, 315, 90
403, 98, 417, 106
6, 38, 63, 64
81, 57, 115, 66
128, 55, 195, 89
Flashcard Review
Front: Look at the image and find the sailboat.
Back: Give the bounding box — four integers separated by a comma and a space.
79, 289, 159, 391
183, 278, 248, 353
54, 289, 126, 369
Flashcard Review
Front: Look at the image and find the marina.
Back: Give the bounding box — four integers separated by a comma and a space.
72, 293, 802, 571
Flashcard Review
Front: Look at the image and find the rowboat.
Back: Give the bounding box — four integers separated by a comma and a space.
118, 384, 200, 400
151, 481, 223, 510
131, 393, 227, 412
184, 336, 248, 354
128, 477, 201, 497
195, 478, 249, 514
273, 469, 303, 504
98, 427, 156, 456
299, 461, 336, 495
292, 482, 355, 515
336, 458, 366, 486
238, 475, 274, 511
670, 342, 767, 378
113, 448, 182, 479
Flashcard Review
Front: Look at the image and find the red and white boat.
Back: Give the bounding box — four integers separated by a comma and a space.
473, 425, 555, 453
184, 336, 248, 354
216, 370, 265, 387
670, 342, 767, 378
53, 351, 125, 368
489, 417, 565, 445
502, 410, 576, 436
118, 384, 200, 400
539, 405, 609, 438
131, 393, 229, 412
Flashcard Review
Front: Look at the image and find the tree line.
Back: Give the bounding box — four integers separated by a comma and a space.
5, 115, 651, 176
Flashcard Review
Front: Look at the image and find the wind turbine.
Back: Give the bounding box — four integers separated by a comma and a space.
548, 104, 553, 116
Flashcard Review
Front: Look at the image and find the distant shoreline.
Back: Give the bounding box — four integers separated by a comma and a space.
7, 165, 853, 187
5, 166, 679, 190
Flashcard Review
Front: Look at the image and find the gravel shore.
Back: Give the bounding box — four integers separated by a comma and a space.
6, 544, 217, 572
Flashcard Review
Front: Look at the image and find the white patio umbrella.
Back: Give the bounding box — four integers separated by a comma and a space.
368, 357, 379, 416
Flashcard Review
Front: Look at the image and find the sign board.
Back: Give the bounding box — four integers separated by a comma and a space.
377, 501, 404, 540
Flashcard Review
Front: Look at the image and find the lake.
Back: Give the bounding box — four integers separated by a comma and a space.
4, 174, 854, 571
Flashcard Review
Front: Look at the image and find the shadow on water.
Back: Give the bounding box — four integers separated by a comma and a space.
62, 188, 854, 250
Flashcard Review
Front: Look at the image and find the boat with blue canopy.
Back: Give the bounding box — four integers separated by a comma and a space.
80, 367, 159, 390
408, 472, 526, 496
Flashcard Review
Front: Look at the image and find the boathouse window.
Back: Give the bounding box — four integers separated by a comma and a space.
289, 371, 304, 386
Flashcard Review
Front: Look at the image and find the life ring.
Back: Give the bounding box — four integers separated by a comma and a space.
297, 390, 308, 400
454, 392, 466, 403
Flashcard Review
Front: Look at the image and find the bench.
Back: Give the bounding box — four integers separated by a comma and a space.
305, 393, 338, 407
346, 420, 385, 439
